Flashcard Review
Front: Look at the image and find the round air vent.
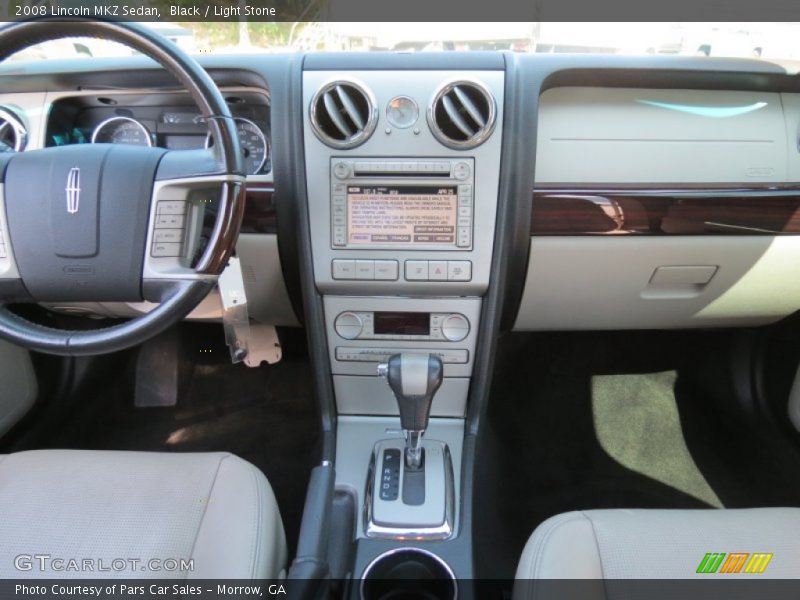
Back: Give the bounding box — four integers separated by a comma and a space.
428, 80, 497, 149
310, 79, 377, 149
0, 107, 27, 153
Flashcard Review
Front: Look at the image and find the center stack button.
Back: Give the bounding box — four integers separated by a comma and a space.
335, 311, 364, 340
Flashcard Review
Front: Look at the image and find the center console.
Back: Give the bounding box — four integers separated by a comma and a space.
302, 67, 504, 586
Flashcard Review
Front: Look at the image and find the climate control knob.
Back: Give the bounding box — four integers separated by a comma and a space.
335, 311, 363, 340
441, 314, 470, 342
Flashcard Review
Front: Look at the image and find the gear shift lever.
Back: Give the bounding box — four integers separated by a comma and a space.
378, 353, 444, 469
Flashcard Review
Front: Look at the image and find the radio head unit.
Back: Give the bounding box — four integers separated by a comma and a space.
330, 158, 474, 251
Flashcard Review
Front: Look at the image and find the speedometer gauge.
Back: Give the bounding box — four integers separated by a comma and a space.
205, 118, 269, 176
91, 116, 152, 147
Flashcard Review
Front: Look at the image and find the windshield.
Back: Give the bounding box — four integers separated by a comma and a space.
11, 22, 800, 67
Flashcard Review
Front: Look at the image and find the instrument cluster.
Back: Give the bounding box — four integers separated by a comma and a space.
46, 90, 271, 176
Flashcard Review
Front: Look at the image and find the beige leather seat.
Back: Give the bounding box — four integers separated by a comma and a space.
0, 450, 287, 579
515, 508, 800, 591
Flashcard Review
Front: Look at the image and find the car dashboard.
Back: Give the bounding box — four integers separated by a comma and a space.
1, 51, 800, 336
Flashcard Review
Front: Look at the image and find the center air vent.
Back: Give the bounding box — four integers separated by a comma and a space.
0, 107, 27, 153
428, 80, 496, 149
310, 80, 377, 149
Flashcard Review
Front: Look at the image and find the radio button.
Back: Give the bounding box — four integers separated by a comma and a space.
457, 227, 471, 247
448, 261, 472, 281
454, 162, 471, 180
458, 206, 472, 217
335, 312, 364, 340
429, 261, 448, 281
374, 260, 399, 280
332, 259, 356, 280
458, 195, 472, 207
405, 260, 429, 281
333, 183, 346, 194
442, 314, 470, 342
333, 215, 346, 226
458, 184, 472, 195
332, 204, 346, 216
333, 162, 351, 179
333, 226, 346, 246
355, 260, 375, 280
458, 216, 472, 227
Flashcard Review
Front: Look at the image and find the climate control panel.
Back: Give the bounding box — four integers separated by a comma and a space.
334, 311, 470, 343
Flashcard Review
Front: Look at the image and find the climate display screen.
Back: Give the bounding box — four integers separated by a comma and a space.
346, 185, 458, 245
374, 312, 430, 336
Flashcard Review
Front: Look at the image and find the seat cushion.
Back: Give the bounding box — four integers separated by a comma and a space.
0, 450, 287, 579
515, 508, 800, 583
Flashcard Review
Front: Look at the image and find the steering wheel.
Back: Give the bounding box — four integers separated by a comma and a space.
0, 19, 246, 355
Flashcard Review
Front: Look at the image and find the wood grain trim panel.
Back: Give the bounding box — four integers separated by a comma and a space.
531, 186, 800, 236
241, 184, 277, 234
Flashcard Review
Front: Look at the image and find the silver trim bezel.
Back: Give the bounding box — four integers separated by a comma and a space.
90, 115, 153, 147
309, 77, 378, 150
427, 78, 497, 150
0, 107, 28, 152
204, 116, 269, 175
360, 547, 458, 600
363, 441, 455, 541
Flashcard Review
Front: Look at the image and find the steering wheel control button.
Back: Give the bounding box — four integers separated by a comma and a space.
374, 260, 399, 280
335, 311, 364, 340
405, 260, 429, 281
447, 261, 472, 281
151, 242, 182, 258
153, 229, 184, 243
332, 259, 356, 280
333, 161, 351, 179
155, 214, 186, 229
356, 260, 375, 280
429, 260, 448, 281
442, 314, 470, 342
156, 201, 187, 215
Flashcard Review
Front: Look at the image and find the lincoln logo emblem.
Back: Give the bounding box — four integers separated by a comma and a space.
65, 167, 81, 214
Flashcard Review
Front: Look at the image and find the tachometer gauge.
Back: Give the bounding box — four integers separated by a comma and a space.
91, 116, 152, 147
205, 118, 269, 176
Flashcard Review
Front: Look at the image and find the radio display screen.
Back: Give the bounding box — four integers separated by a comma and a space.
346, 185, 458, 245
374, 312, 430, 336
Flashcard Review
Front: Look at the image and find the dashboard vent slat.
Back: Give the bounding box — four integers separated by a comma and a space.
336, 85, 366, 130
310, 80, 377, 149
428, 80, 497, 149
323, 91, 354, 138
441, 94, 475, 138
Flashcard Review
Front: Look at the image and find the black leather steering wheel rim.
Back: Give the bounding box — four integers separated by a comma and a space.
0, 19, 246, 356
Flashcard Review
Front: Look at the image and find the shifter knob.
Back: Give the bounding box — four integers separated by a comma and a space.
379, 353, 443, 432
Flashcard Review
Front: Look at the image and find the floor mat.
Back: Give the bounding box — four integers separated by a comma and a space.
478, 330, 800, 578
592, 370, 721, 508
3, 323, 319, 556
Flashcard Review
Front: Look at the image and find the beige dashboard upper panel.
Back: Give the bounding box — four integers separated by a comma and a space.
536, 87, 788, 184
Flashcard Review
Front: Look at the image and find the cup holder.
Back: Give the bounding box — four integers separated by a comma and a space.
361, 547, 457, 600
